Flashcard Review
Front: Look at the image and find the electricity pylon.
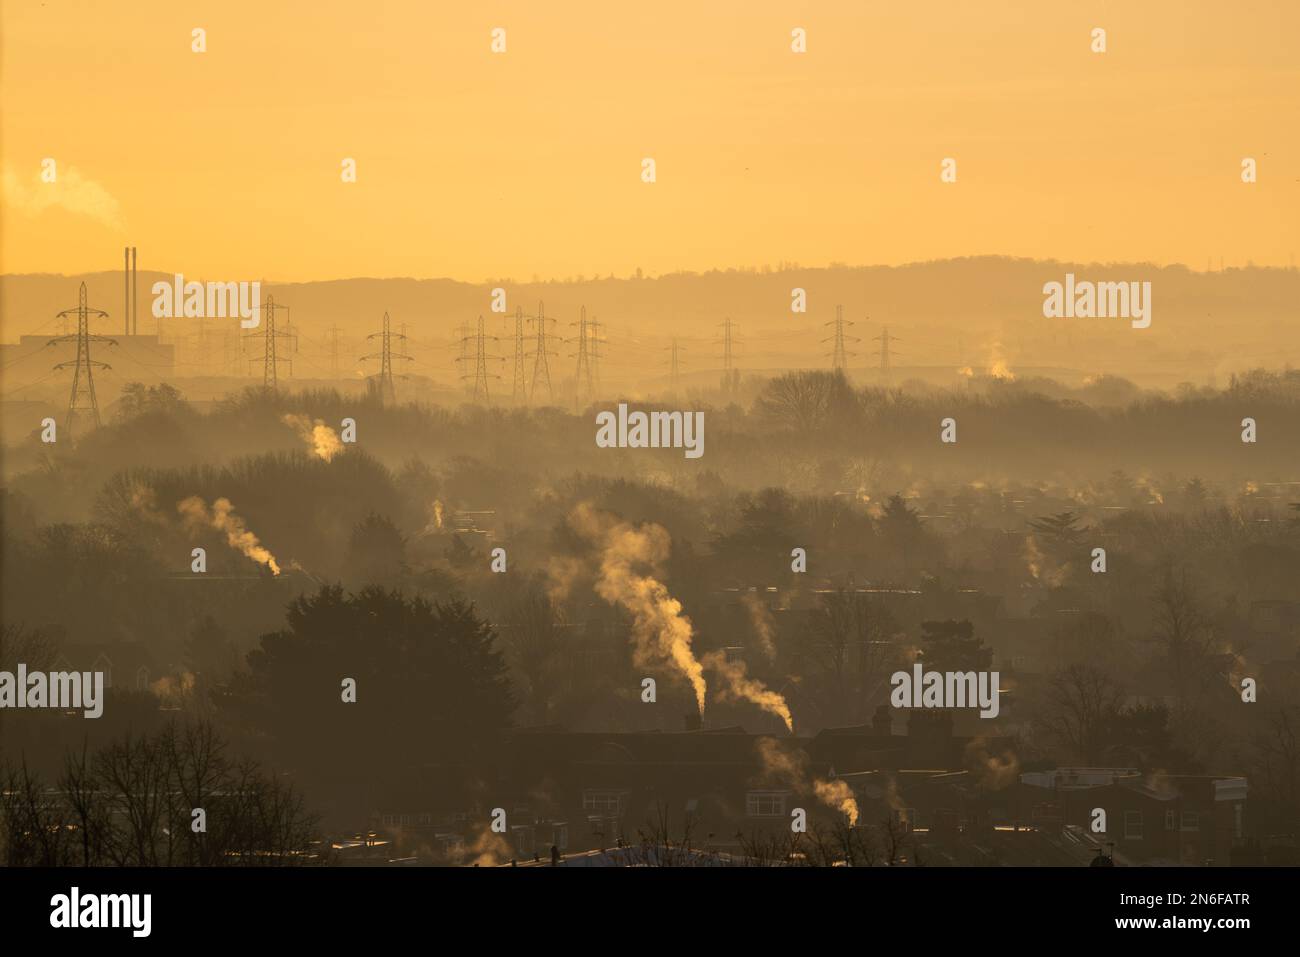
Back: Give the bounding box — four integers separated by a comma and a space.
824, 305, 859, 372
569, 306, 594, 408
528, 301, 556, 402
717, 318, 741, 396
587, 317, 605, 396
667, 338, 685, 396
456, 315, 502, 402
361, 311, 413, 405
874, 324, 901, 382
456, 322, 472, 395
245, 295, 294, 389
49, 282, 115, 439
511, 305, 528, 402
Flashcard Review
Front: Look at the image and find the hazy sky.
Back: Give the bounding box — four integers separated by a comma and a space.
3, 1, 1297, 282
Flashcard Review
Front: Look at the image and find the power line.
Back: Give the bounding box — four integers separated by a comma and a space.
328, 324, 342, 378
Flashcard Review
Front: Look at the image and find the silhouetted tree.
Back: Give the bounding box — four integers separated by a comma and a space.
236, 586, 515, 809
754, 370, 858, 432
809, 590, 897, 725
1027, 510, 1086, 569
1, 722, 319, 866
344, 512, 407, 584
503, 582, 564, 725
878, 494, 926, 576
1043, 663, 1125, 764
1151, 568, 1217, 702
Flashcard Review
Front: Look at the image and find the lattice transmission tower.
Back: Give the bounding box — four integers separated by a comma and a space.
456, 315, 502, 402
824, 304, 859, 372
245, 295, 295, 389
360, 311, 413, 405
528, 301, 557, 403
667, 338, 685, 396
48, 282, 116, 439
717, 318, 741, 396
874, 324, 901, 382
510, 305, 528, 402
569, 306, 594, 408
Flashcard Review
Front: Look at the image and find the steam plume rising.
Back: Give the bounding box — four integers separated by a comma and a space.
544, 554, 585, 605
126, 481, 164, 520
178, 496, 282, 575
281, 413, 344, 461
422, 499, 447, 536
560, 504, 793, 725
813, 779, 860, 826
1023, 535, 1066, 586
755, 738, 859, 825
740, 592, 777, 661
964, 738, 1020, 791
702, 650, 793, 732
987, 342, 1015, 380
464, 821, 512, 867
1135, 473, 1165, 505
565, 503, 707, 714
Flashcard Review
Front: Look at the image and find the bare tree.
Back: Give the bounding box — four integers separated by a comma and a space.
809, 589, 896, 725
0, 759, 71, 865
62, 741, 113, 867
755, 370, 855, 432
0, 721, 321, 867
1255, 706, 1300, 835
1151, 568, 1218, 702
633, 802, 719, 867
0, 624, 56, 741
880, 814, 912, 865
1043, 663, 1126, 764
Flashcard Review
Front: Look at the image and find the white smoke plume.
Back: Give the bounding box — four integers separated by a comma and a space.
1023, 534, 1067, 587
281, 413, 344, 462
987, 342, 1016, 381
963, 738, 1020, 792
755, 737, 859, 825
565, 503, 708, 714
177, 496, 282, 575
740, 591, 778, 661
813, 779, 860, 826
544, 554, 585, 605
463, 822, 512, 867
561, 504, 794, 727
701, 650, 793, 732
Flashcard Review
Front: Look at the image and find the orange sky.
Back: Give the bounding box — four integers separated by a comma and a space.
3, 0, 1297, 282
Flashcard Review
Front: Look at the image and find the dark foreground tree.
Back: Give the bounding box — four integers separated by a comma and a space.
0, 721, 320, 866
232, 585, 515, 800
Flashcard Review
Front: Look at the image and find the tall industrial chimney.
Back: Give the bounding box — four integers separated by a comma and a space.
131, 247, 138, 335
124, 247, 130, 335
